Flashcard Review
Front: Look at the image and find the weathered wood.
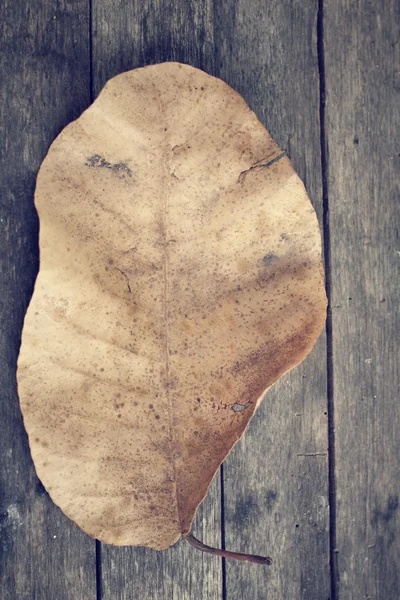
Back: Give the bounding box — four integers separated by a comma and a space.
92, 0, 215, 93
324, 1, 400, 597
2, 1, 398, 598
92, 1, 223, 598
215, 1, 330, 598
98, 479, 222, 600
0, 1, 96, 598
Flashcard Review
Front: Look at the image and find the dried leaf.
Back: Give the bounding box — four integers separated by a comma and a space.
17, 63, 327, 550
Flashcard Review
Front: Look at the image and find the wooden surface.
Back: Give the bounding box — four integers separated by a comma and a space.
324, 1, 400, 599
92, 4, 222, 599
0, 1, 96, 599
0, 1, 398, 599
216, 2, 330, 599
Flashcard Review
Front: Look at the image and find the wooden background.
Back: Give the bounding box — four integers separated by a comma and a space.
0, 0, 399, 598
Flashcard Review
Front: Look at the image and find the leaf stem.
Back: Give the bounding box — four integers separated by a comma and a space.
184, 532, 272, 565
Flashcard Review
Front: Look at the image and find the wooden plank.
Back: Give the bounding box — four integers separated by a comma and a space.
215, 1, 330, 598
92, 0, 215, 93
97, 481, 222, 600
0, 1, 96, 598
323, 1, 400, 597
91, 1, 223, 598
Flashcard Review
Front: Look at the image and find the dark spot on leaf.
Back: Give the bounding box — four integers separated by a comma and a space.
231, 402, 252, 412
85, 154, 133, 179
263, 252, 279, 266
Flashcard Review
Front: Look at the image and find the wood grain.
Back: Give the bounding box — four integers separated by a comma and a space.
92, 1, 223, 598
324, 1, 400, 597
92, 0, 215, 94
0, 1, 96, 598
2, 0, 398, 597
215, 1, 330, 598
98, 481, 222, 600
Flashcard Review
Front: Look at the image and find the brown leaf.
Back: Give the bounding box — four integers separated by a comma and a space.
17, 62, 327, 550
